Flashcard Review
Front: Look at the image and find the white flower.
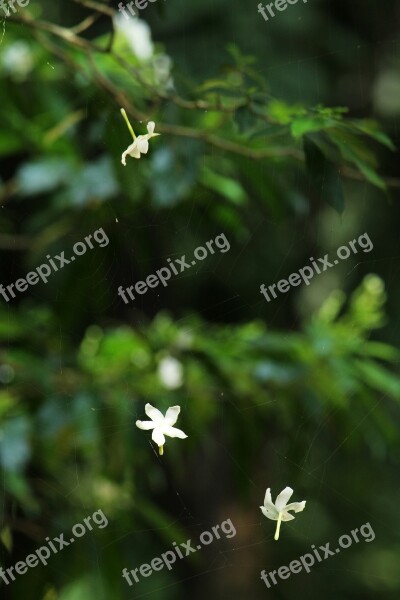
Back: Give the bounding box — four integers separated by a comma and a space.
158, 357, 183, 390
136, 404, 187, 455
260, 486, 306, 541
1, 41, 34, 81
113, 14, 154, 60
121, 121, 160, 165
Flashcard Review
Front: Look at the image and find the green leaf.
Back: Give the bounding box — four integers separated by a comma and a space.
291, 116, 333, 139
200, 166, 247, 204
356, 360, 400, 399
351, 120, 396, 151
0, 526, 12, 552
267, 100, 306, 125
326, 128, 387, 190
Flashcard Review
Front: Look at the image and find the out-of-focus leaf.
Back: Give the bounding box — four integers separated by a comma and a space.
150, 140, 201, 207
356, 360, 400, 399
0, 526, 12, 552
200, 166, 247, 204
0, 416, 31, 471
327, 128, 387, 190
16, 159, 74, 196
351, 119, 396, 151
291, 116, 334, 138
67, 155, 119, 205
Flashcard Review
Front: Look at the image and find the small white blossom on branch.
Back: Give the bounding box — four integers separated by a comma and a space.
120, 108, 160, 165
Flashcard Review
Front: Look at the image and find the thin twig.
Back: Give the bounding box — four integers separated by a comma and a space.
4, 9, 400, 189
71, 12, 101, 35
72, 0, 115, 18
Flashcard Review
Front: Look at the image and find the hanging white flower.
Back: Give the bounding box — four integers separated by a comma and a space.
260, 486, 306, 541
120, 109, 160, 165
136, 404, 187, 455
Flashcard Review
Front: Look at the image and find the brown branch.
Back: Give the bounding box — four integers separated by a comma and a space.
5, 10, 400, 188
6, 12, 108, 53
71, 12, 101, 35
86, 53, 301, 161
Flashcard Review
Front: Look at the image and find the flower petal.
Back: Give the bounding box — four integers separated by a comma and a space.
145, 403, 164, 423
281, 512, 295, 522
164, 426, 187, 439
285, 501, 306, 514
147, 121, 155, 134
275, 487, 294, 511
263, 488, 276, 512
129, 145, 141, 159
151, 427, 165, 447
136, 420, 155, 430
165, 406, 180, 426
121, 146, 134, 165
137, 137, 149, 154
260, 505, 277, 521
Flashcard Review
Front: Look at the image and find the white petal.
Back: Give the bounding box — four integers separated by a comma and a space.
275, 487, 294, 511
260, 505, 278, 521
137, 137, 149, 154
263, 488, 276, 512
281, 512, 295, 522
164, 426, 187, 439
151, 427, 165, 447
285, 501, 306, 514
145, 403, 164, 423
147, 121, 155, 134
129, 145, 141, 159
121, 141, 139, 165
165, 406, 180, 426
136, 420, 155, 430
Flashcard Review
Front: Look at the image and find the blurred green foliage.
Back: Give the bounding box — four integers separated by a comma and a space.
0, 1, 400, 599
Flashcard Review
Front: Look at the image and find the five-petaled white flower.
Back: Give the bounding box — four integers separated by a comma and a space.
136, 403, 187, 455
120, 108, 160, 165
260, 486, 306, 541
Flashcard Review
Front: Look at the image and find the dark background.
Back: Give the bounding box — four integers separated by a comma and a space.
0, 0, 400, 598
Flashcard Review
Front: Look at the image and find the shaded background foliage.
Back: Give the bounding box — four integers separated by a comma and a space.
1, 0, 400, 599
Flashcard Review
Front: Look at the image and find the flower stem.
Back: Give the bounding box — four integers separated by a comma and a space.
274, 512, 283, 541
159, 445, 164, 456
120, 108, 136, 140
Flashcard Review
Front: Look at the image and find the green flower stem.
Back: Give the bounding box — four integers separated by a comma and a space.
120, 108, 136, 140
274, 512, 283, 541
159, 445, 164, 456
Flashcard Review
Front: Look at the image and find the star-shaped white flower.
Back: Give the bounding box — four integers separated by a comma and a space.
120, 108, 160, 166
136, 404, 187, 455
260, 486, 306, 541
